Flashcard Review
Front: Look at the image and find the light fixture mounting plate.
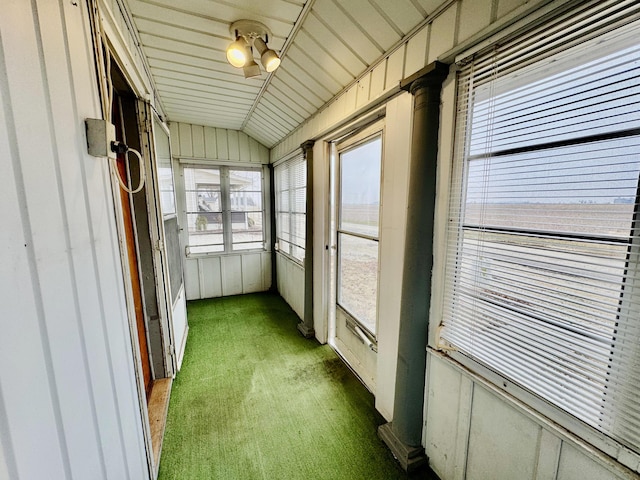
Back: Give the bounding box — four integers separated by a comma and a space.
229, 19, 271, 40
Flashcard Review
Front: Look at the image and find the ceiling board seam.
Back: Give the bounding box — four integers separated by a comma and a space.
268, 82, 315, 115
161, 92, 254, 106
308, 10, 369, 67
240, 0, 317, 131
146, 53, 229, 70
409, 0, 428, 17
251, 109, 291, 136
158, 87, 255, 103
275, 71, 326, 106
139, 32, 228, 53
162, 101, 249, 115
153, 74, 261, 93
165, 107, 247, 119
200, 0, 298, 25
286, 44, 344, 90
133, 15, 231, 41
150, 65, 263, 85
137, 0, 294, 29
143, 45, 229, 63
298, 28, 357, 81
368, 0, 404, 37
259, 97, 305, 126
253, 102, 298, 131
329, 0, 386, 55
155, 80, 260, 98
282, 56, 334, 98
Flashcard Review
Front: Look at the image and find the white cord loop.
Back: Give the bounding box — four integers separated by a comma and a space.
110, 147, 145, 194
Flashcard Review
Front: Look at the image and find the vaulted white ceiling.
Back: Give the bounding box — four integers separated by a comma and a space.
127, 0, 442, 148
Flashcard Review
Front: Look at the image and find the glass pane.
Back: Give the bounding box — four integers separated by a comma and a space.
337, 233, 379, 334
230, 169, 262, 191
185, 167, 224, 254
232, 212, 264, 250
154, 119, 176, 215
339, 137, 382, 237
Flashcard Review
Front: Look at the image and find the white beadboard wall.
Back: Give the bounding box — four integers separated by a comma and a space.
276, 253, 305, 320
170, 122, 272, 300
425, 352, 640, 480
169, 121, 269, 164
1, 1, 149, 479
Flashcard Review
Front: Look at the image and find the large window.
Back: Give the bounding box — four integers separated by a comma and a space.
184, 166, 265, 255
440, 0, 640, 459
275, 152, 306, 263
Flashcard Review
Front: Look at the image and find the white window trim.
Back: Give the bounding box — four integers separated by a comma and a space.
181, 162, 268, 257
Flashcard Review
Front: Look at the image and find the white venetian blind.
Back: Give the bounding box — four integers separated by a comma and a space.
275, 151, 306, 263
440, 0, 640, 453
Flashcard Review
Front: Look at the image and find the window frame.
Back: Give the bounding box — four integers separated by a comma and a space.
182, 163, 267, 257
432, 0, 640, 470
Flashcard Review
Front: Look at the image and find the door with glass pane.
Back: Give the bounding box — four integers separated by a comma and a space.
332, 129, 383, 391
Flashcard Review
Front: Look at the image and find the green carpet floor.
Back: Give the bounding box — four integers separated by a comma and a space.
158, 292, 434, 480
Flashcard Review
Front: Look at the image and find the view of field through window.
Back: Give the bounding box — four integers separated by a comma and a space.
337, 137, 382, 335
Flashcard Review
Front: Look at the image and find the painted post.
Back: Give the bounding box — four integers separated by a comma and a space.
378, 62, 449, 472
298, 140, 315, 338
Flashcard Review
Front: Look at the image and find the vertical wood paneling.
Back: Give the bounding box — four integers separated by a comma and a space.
536, 430, 562, 480
385, 45, 405, 91
169, 122, 180, 156
216, 128, 229, 160
227, 129, 240, 161
221, 256, 242, 296
405, 26, 429, 78
200, 256, 222, 298
191, 124, 205, 158
204, 126, 218, 158
356, 74, 371, 108
458, 0, 493, 42
369, 61, 387, 100
241, 254, 263, 293
178, 123, 193, 157
427, 3, 458, 64
1, 1, 149, 478
184, 258, 201, 300
238, 131, 251, 161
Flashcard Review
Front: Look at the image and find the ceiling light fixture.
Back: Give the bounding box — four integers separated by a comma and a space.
226, 20, 281, 76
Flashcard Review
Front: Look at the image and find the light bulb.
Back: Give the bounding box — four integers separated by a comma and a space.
226, 36, 248, 68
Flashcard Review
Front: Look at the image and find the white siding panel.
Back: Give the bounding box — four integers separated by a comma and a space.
227, 129, 240, 161
427, 3, 458, 63
356, 74, 371, 109
221, 255, 243, 296
385, 45, 405, 91
1, 1, 149, 479
276, 253, 304, 319
241, 254, 263, 293
557, 443, 625, 480
216, 128, 229, 160
496, 0, 529, 18
204, 126, 218, 158
369, 61, 387, 100
466, 386, 540, 480
178, 122, 193, 157
425, 354, 473, 480
458, 0, 493, 43
184, 258, 201, 300
238, 132, 251, 162
171, 287, 188, 370
191, 124, 205, 158
405, 25, 429, 77
200, 256, 223, 298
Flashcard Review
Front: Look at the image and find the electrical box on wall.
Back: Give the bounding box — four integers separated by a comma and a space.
85, 118, 116, 159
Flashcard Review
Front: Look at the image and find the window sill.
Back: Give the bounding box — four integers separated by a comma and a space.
186, 248, 267, 259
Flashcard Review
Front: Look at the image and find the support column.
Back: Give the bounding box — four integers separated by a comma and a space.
298, 140, 315, 338
268, 163, 278, 293
378, 62, 449, 472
